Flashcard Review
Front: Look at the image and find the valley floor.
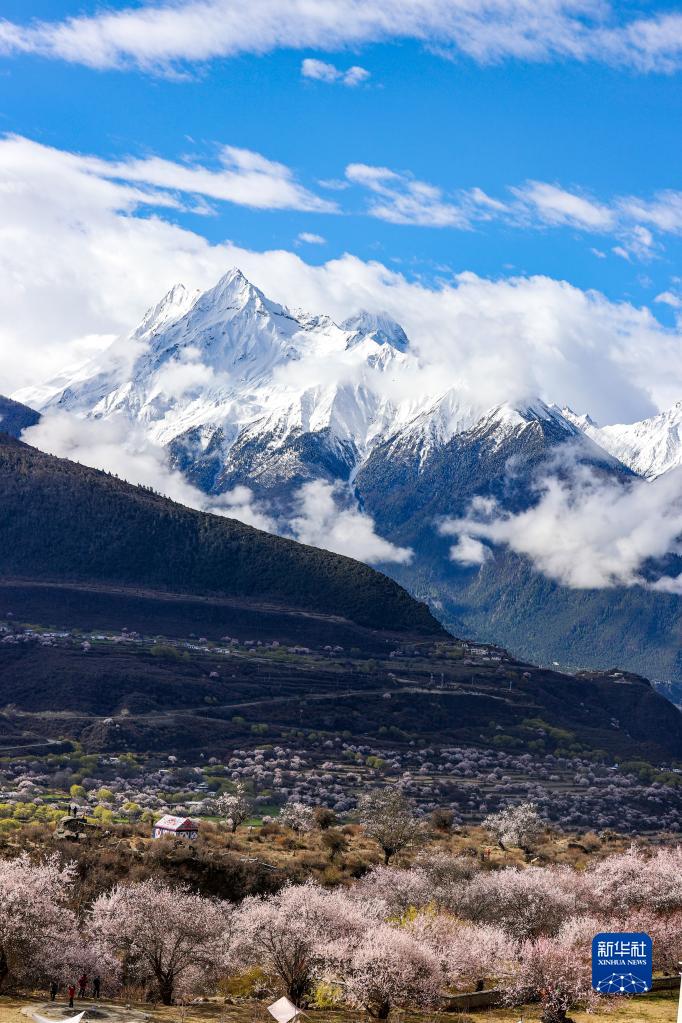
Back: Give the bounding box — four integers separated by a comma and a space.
6, 991, 681, 1023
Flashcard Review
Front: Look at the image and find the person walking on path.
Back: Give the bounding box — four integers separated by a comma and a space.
68, 985, 76, 1008
93, 977, 101, 1000
49, 981, 58, 1001
78, 975, 87, 999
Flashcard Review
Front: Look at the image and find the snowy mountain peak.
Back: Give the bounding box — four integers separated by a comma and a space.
135, 282, 200, 340
589, 401, 682, 479
488, 397, 577, 430
554, 398, 682, 479
465, 398, 584, 450
559, 405, 599, 431
193, 267, 285, 319
341, 310, 409, 352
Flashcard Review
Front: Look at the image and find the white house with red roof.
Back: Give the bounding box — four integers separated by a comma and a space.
152, 814, 199, 840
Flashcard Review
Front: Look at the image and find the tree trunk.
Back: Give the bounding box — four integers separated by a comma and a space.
372, 999, 391, 1019
288, 978, 311, 1007
0, 946, 9, 992
157, 974, 174, 1006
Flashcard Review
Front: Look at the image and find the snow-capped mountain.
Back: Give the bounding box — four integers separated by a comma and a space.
18, 267, 682, 684
566, 402, 682, 480
17, 268, 484, 497
18, 267, 605, 496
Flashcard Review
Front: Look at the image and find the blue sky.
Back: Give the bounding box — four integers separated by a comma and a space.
3, 1, 682, 301
2, 0, 682, 410
7, 0, 682, 603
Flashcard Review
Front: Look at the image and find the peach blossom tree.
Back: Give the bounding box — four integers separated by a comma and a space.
0, 853, 78, 991
90, 879, 233, 1004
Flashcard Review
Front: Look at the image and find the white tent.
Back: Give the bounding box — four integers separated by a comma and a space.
267, 996, 302, 1023
32, 1013, 85, 1023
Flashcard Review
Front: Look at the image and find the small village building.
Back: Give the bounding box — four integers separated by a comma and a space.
152, 814, 199, 840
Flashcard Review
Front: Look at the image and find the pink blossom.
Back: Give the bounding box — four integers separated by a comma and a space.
585, 846, 682, 915
459, 866, 578, 939
337, 923, 442, 1019
502, 916, 601, 1023
235, 881, 375, 1004
0, 853, 78, 990
90, 879, 233, 1004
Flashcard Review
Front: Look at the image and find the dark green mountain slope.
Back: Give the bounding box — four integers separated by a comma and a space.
0, 395, 40, 437
0, 433, 441, 635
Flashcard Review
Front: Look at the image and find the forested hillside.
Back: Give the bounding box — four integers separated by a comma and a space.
0, 434, 441, 634
0, 394, 40, 436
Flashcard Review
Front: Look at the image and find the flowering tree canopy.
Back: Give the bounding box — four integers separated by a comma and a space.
216, 782, 253, 833
407, 913, 510, 991
0, 853, 78, 990
279, 801, 315, 833
584, 846, 682, 915
338, 923, 442, 1019
1, 827, 682, 1019
483, 802, 545, 851
502, 916, 600, 1023
459, 866, 578, 940
357, 789, 421, 864
235, 882, 373, 1005
90, 879, 233, 1004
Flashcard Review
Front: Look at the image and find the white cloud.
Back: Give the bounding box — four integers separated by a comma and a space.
30, 131, 682, 265
655, 291, 682, 310
3, 1, 682, 74
152, 354, 215, 399
207, 485, 276, 532
21, 410, 276, 532
318, 178, 351, 192
343, 164, 681, 255
448, 533, 491, 566
440, 459, 682, 593
296, 231, 327, 245
614, 224, 656, 262
19, 411, 402, 558
289, 480, 413, 564
19, 129, 649, 259
512, 181, 615, 230
345, 163, 470, 228
618, 191, 682, 233
301, 58, 370, 86
23, 411, 209, 508
467, 187, 510, 215
4, 131, 682, 425
81, 143, 336, 213
343, 65, 372, 86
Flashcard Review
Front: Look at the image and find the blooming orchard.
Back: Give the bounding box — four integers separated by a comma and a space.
4, 833, 682, 1022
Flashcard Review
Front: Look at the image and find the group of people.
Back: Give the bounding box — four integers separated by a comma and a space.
49, 975, 101, 1007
